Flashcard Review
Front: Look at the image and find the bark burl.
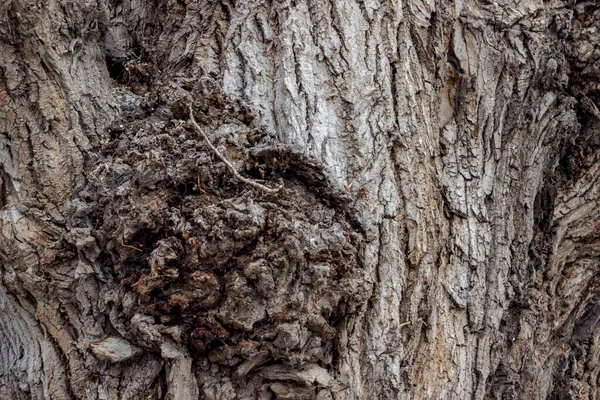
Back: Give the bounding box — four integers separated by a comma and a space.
1, 0, 599, 399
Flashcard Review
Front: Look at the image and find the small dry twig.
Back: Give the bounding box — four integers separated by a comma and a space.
188, 105, 282, 194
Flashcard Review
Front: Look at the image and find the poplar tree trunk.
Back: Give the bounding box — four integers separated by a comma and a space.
1, 0, 599, 399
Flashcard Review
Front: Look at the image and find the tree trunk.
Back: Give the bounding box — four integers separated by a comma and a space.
1, 0, 599, 399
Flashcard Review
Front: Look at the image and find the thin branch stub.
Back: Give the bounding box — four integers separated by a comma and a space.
188, 105, 282, 194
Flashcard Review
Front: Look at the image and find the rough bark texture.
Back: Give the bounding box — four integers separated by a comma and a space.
1, 0, 599, 399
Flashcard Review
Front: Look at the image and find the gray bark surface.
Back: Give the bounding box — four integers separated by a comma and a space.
0, 0, 599, 399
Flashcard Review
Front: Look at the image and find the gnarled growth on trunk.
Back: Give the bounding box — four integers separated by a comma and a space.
0, 0, 599, 399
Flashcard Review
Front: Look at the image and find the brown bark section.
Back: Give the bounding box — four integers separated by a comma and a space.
0, 0, 599, 399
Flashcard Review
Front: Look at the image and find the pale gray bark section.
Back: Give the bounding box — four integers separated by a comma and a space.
0, 0, 599, 399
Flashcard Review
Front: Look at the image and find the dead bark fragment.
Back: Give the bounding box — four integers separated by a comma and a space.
89, 337, 142, 363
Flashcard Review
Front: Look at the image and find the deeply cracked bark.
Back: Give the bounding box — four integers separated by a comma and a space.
1, 0, 599, 399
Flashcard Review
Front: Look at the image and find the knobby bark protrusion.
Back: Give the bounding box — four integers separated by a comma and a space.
188, 105, 283, 194
0, 0, 599, 399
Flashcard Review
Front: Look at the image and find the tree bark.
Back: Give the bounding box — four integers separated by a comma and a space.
1, 0, 599, 399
